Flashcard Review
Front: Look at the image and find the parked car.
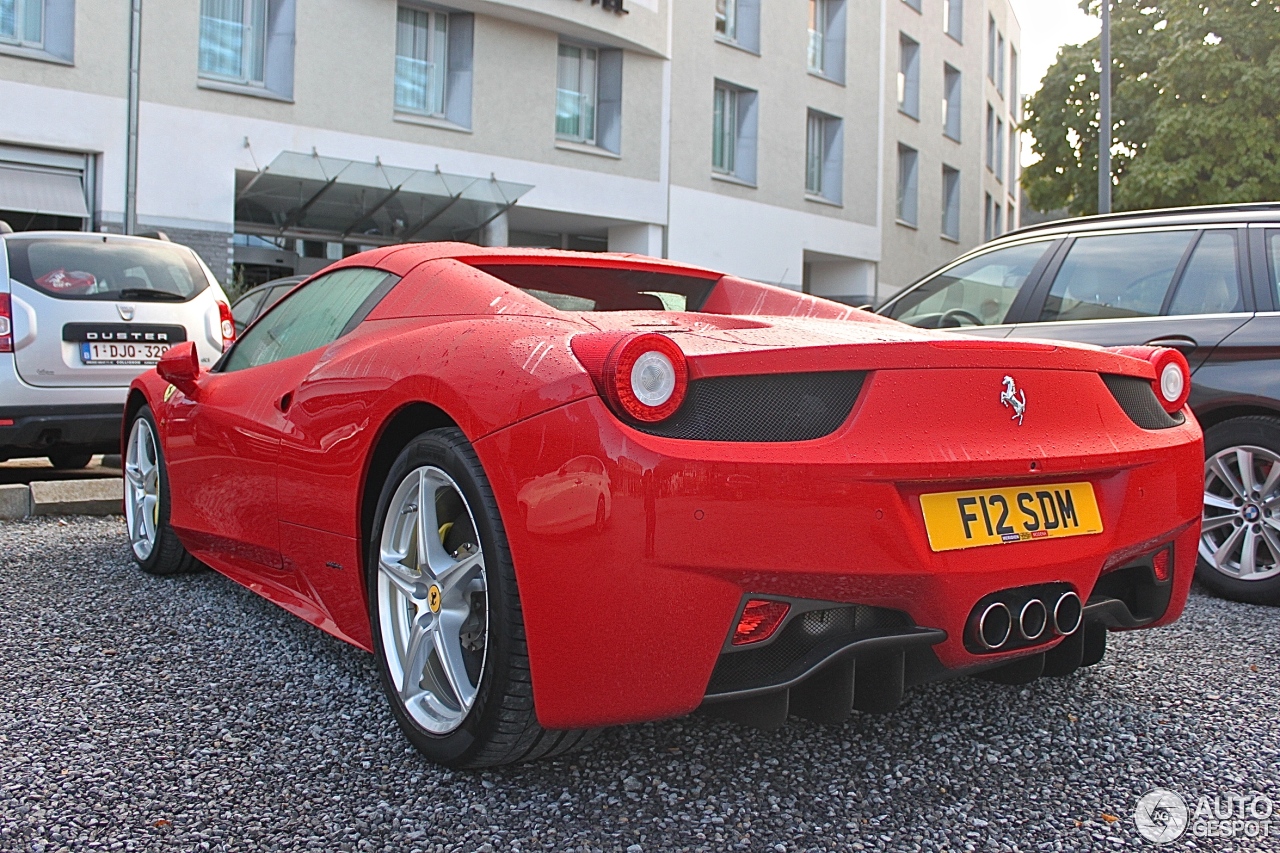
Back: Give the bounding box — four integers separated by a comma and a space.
231, 275, 303, 335
0, 229, 234, 468
878, 202, 1280, 605
124, 243, 1201, 767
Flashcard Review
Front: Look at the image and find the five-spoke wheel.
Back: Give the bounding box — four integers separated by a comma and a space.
124, 417, 160, 561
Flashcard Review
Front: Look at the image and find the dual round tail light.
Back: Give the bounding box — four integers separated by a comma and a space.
571, 332, 689, 423
1109, 345, 1191, 414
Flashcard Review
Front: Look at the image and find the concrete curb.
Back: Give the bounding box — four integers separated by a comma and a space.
1, 479, 124, 519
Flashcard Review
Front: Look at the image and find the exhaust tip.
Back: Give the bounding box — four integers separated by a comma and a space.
1018, 599, 1048, 641
977, 602, 1013, 650
1053, 591, 1083, 636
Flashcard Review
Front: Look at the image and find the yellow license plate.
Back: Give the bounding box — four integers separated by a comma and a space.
919, 482, 1104, 552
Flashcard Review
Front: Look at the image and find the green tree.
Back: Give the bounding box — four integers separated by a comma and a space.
1022, 0, 1280, 216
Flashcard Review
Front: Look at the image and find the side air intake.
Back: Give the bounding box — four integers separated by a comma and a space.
1101, 374, 1186, 430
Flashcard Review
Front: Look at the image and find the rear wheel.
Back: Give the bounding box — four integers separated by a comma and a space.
368, 428, 596, 767
1197, 417, 1280, 605
124, 407, 199, 575
48, 450, 93, 470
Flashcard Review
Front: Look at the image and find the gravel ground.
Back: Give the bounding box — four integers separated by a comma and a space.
2, 516, 1277, 853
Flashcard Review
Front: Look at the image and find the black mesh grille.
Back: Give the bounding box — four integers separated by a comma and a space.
706, 605, 910, 695
633, 371, 866, 442
1101, 374, 1186, 430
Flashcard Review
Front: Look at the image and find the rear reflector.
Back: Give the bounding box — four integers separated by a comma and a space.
0, 293, 12, 353
1152, 547, 1171, 582
0, 419, 13, 426
732, 599, 790, 646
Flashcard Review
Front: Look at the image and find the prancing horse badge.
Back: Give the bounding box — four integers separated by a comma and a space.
1000, 375, 1026, 425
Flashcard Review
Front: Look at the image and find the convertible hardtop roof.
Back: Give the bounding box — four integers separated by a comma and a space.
324, 241, 724, 280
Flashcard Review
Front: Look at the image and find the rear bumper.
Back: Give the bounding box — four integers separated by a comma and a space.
0, 404, 123, 455
477, 387, 1203, 730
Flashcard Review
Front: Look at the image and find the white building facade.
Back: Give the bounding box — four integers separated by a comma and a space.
0, 0, 1019, 302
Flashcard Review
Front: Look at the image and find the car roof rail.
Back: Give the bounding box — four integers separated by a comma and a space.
136, 230, 171, 241
1006, 201, 1280, 239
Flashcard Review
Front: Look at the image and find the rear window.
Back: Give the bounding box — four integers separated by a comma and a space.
5, 236, 210, 302
469, 263, 717, 312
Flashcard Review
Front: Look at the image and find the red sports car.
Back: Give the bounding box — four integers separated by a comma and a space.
123, 245, 1203, 767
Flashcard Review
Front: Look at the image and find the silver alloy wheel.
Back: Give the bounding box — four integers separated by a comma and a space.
1200, 444, 1280, 582
124, 417, 160, 560
377, 465, 489, 735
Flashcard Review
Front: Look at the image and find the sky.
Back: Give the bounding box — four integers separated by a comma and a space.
1009, 0, 1102, 165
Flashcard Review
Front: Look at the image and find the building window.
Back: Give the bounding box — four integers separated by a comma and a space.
943, 64, 962, 141
556, 41, 623, 153
715, 0, 736, 40
987, 15, 995, 82
1010, 46, 1019, 119
984, 192, 993, 241
896, 144, 919, 227
717, 0, 760, 52
806, 0, 846, 82
995, 116, 1004, 182
712, 82, 758, 184
942, 165, 961, 240
395, 7, 448, 117
1008, 201, 1016, 233
996, 32, 1005, 97
898, 34, 920, 119
902, 0, 921, 11
993, 201, 1003, 236
944, 0, 963, 43
986, 104, 995, 170
198, 0, 295, 98
1009, 125, 1018, 188
805, 109, 843, 203
200, 0, 267, 84
0, 0, 42, 47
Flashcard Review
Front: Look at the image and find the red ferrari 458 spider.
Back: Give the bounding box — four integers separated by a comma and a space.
123, 244, 1203, 767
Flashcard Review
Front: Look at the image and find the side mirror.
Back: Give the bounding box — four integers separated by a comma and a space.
157, 341, 202, 397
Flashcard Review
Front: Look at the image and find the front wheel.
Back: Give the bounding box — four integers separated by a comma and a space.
1197, 416, 1280, 605
367, 428, 596, 767
124, 407, 199, 575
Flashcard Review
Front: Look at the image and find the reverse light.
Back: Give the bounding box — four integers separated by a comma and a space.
1107, 345, 1191, 414
217, 300, 236, 352
732, 599, 791, 646
0, 293, 11, 353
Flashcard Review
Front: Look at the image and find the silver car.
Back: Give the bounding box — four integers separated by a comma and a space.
0, 230, 232, 468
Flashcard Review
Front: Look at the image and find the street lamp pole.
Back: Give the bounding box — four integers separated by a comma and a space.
1098, 0, 1112, 214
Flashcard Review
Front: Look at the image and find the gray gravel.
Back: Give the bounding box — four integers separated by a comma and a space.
2, 516, 1278, 853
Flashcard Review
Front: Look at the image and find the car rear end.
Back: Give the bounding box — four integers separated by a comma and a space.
0, 232, 233, 463
477, 317, 1203, 730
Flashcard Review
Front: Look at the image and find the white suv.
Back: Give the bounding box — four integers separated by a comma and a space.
0, 230, 233, 468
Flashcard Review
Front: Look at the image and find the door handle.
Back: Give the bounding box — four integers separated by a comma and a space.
1143, 336, 1197, 354
277, 391, 293, 413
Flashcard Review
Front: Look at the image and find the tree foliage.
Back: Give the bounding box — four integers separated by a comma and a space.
1022, 0, 1280, 215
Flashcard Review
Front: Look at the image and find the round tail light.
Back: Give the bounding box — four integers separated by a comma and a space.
1149, 348, 1191, 413
604, 333, 688, 423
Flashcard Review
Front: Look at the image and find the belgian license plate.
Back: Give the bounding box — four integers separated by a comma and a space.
79, 342, 171, 365
919, 482, 1104, 552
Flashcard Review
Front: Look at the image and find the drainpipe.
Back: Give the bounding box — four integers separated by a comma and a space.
124, 0, 142, 234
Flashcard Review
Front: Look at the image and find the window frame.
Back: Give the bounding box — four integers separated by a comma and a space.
555, 41, 599, 145
996, 32, 1005, 98
987, 15, 995, 81
712, 84, 738, 176
807, 0, 827, 74
0, 0, 43, 48
942, 165, 961, 241
995, 116, 1004, 183
199, 0, 268, 87
711, 80, 758, 184
943, 63, 962, 141
944, 0, 963, 44
986, 104, 995, 171
807, 0, 846, 82
715, 0, 736, 41
896, 143, 919, 228
805, 109, 843, 204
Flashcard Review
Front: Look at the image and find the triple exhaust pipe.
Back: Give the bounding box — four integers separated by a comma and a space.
975, 591, 1082, 651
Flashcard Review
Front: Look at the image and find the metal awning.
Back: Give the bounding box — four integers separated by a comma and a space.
0, 165, 89, 218
234, 151, 533, 246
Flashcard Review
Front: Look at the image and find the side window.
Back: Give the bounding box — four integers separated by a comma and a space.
1166, 231, 1244, 316
222, 267, 398, 372
889, 241, 1050, 328
1267, 231, 1280, 307
231, 288, 267, 334
1039, 231, 1194, 322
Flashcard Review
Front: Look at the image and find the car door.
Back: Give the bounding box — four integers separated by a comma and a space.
164, 266, 396, 583
1190, 226, 1280, 416
878, 238, 1061, 339
1007, 227, 1254, 376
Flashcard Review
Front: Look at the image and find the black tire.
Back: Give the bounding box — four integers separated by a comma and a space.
48, 449, 93, 469
1196, 416, 1280, 605
125, 406, 200, 576
367, 428, 597, 768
